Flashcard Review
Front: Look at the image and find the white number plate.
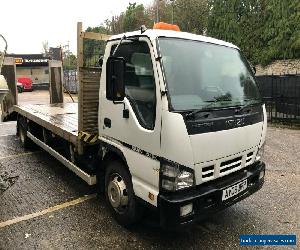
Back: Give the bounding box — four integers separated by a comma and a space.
222, 179, 248, 201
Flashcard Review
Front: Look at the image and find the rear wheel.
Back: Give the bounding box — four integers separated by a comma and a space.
104, 160, 142, 227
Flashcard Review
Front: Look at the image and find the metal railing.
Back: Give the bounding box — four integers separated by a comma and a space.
64, 70, 78, 94
256, 74, 300, 126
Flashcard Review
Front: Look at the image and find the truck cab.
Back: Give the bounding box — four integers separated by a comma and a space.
99, 28, 266, 228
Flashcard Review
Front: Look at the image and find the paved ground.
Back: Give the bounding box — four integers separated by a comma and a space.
0, 123, 298, 250
18, 90, 77, 106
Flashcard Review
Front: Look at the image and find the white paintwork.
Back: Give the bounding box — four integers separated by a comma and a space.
109, 29, 238, 50
100, 136, 159, 207
99, 37, 162, 207
189, 122, 263, 164
160, 110, 194, 168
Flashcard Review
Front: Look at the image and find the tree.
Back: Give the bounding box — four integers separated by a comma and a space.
207, 0, 300, 65
123, 3, 152, 32
84, 25, 109, 67
63, 53, 77, 70
174, 0, 209, 34
85, 0, 300, 66
259, 0, 300, 65
208, 0, 245, 46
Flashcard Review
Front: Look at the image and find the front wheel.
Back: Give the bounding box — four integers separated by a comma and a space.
104, 160, 143, 227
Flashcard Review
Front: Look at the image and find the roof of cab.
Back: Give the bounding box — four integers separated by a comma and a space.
108, 29, 238, 50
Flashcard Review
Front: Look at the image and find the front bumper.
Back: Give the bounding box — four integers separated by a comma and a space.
158, 161, 265, 229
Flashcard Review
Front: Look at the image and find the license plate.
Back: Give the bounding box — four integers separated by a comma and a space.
222, 179, 247, 201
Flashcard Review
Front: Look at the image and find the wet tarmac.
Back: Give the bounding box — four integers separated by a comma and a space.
0, 123, 299, 249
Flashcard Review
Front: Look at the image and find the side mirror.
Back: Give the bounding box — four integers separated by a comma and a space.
106, 57, 125, 101
98, 55, 103, 68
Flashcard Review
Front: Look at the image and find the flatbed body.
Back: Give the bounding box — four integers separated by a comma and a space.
13, 103, 79, 145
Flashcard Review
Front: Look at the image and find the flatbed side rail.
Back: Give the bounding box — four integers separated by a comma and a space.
27, 131, 96, 185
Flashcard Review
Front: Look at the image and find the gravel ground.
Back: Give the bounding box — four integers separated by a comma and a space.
264, 126, 300, 174
0, 124, 299, 250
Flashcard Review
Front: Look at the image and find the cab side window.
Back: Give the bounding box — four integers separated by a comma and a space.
111, 41, 156, 130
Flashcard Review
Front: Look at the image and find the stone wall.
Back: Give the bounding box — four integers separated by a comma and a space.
256, 59, 300, 76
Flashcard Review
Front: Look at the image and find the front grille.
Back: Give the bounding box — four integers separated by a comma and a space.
246, 152, 254, 166
199, 149, 257, 183
220, 156, 242, 173
202, 165, 214, 179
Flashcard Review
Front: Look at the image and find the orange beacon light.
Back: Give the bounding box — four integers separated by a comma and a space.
153, 22, 180, 32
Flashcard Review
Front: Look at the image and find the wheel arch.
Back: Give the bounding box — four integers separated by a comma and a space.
96, 140, 130, 192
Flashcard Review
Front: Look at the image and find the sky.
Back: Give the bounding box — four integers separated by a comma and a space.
0, 0, 153, 55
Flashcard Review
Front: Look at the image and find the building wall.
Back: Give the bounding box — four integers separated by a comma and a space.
16, 66, 49, 84
256, 59, 300, 76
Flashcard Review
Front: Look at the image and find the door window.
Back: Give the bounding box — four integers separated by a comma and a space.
111, 41, 156, 130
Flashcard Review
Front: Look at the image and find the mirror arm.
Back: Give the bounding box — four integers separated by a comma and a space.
112, 35, 126, 56
112, 100, 129, 119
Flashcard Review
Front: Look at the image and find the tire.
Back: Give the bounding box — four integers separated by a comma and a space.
17, 117, 34, 149
104, 160, 143, 227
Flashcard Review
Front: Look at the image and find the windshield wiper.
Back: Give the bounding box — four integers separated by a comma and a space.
184, 101, 217, 119
185, 98, 232, 119
235, 99, 262, 113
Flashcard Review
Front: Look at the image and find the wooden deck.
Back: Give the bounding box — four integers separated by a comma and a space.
14, 103, 79, 145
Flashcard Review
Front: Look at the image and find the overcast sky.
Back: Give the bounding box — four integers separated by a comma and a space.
0, 0, 152, 55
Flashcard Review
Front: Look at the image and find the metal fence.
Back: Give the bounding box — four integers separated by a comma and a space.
256, 74, 300, 125
64, 70, 78, 94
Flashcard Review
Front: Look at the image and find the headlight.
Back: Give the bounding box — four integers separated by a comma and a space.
256, 142, 265, 161
160, 163, 194, 191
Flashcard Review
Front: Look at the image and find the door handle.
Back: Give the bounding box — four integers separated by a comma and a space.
104, 118, 111, 128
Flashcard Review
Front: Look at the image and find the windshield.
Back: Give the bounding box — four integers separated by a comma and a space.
158, 38, 261, 111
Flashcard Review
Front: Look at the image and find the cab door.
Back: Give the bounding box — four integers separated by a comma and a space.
99, 38, 162, 206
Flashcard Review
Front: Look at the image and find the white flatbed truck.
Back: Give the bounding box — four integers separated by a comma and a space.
11, 23, 267, 229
